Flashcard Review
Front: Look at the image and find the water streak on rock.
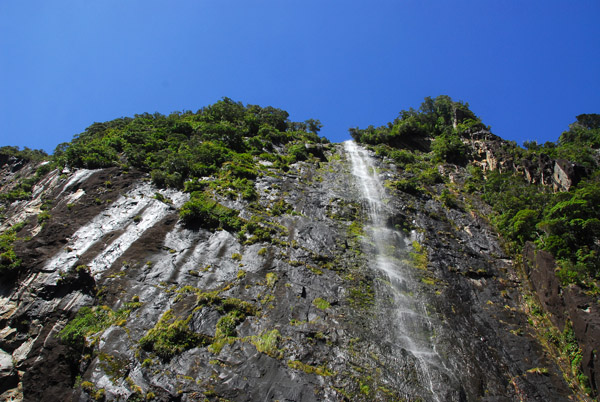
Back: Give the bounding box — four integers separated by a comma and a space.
345, 140, 449, 401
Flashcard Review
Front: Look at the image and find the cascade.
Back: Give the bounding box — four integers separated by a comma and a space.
344, 140, 455, 401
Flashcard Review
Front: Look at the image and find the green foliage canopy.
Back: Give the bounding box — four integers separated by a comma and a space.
354, 97, 600, 286
349, 95, 485, 153
54, 98, 328, 189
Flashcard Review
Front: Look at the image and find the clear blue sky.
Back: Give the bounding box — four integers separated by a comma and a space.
1, 1, 599, 153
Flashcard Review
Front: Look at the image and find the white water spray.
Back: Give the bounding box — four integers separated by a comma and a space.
344, 140, 450, 400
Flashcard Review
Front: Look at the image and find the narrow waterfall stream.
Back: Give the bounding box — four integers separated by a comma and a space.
344, 140, 455, 401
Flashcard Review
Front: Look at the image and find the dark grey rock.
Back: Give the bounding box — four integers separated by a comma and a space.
0, 143, 587, 401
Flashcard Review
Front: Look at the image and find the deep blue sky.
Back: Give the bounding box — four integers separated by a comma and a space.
1, 1, 599, 153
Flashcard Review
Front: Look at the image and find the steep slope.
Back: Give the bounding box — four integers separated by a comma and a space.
0, 98, 597, 401
350, 96, 600, 400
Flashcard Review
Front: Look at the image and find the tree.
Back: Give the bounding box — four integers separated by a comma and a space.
305, 119, 322, 134
430, 133, 469, 164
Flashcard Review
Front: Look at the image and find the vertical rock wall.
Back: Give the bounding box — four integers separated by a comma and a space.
0, 145, 587, 401
524, 243, 600, 396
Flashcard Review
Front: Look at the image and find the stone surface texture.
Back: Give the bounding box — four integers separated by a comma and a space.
0, 142, 592, 402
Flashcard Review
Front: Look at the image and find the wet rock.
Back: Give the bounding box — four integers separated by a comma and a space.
0, 145, 587, 401
524, 243, 600, 395
0, 349, 18, 394
0, 328, 17, 352
189, 308, 220, 337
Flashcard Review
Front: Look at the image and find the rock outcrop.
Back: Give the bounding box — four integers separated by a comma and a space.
0, 143, 590, 401
467, 130, 588, 191
523, 243, 600, 394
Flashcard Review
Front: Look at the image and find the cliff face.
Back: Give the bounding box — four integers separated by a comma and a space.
523, 243, 600, 395
466, 130, 589, 191
0, 143, 588, 401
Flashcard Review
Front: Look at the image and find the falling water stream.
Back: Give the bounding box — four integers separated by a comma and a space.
344, 140, 454, 401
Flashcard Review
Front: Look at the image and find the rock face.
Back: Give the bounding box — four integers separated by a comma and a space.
552, 159, 587, 191
523, 243, 600, 395
467, 130, 587, 191
0, 143, 588, 401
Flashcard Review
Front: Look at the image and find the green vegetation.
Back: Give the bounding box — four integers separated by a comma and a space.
431, 132, 470, 165
349, 95, 485, 154
526, 367, 549, 375
270, 199, 294, 216
0, 224, 22, 273
45, 98, 328, 237
265, 272, 278, 287
179, 191, 243, 230
37, 211, 51, 224
159, 286, 257, 357
208, 311, 245, 354
0, 160, 53, 204
287, 359, 333, 376
353, 96, 600, 286
60, 304, 140, 349
478, 164, 600, 285
562, 320, 590, 391
238, 215, 277, 244
80, 380, 106, 401
54, 98, 327, 187
312, 297, 330, 310
0, 146, 48, 162
353, 98, 599, 395
439, 188, 460, 209
0, 141, 51, 197
347, 220, 364, 241
525, 296, 591, 394
249, 329, 282, 358
346, 272, 375, 309
477, 115, 600, 285
138, 309, 210, 359
409, 241, 428, 270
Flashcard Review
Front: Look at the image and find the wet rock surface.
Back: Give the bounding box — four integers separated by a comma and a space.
524, 243, 600, 396
0, 144, 588, 401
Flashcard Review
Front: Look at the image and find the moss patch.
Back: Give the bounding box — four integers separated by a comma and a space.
138, 309, 211, 359
287, 359, 333, 376
248, 329, 282, 358
312, 297, 330, 310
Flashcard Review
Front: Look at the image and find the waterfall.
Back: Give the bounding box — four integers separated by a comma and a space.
344, 140, 454, 401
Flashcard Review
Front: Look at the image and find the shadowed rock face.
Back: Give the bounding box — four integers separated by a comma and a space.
0, 144, 584, 401
523, 243, 600, 396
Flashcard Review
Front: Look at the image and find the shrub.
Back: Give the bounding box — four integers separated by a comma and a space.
179, 192, 243, 231
431, 133, 469, 164
439, 189, 459, 209
270, 199, 294, 216
60, 303, 141, 349
0, 227, 21, 273
393, 178, 421, 195
418, 167, 444, 185
389, 149, 416, 166
37, 211, 50, 224
288, 144, 308, 162
239, 216, 274, 244
60, 306, 115, 348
